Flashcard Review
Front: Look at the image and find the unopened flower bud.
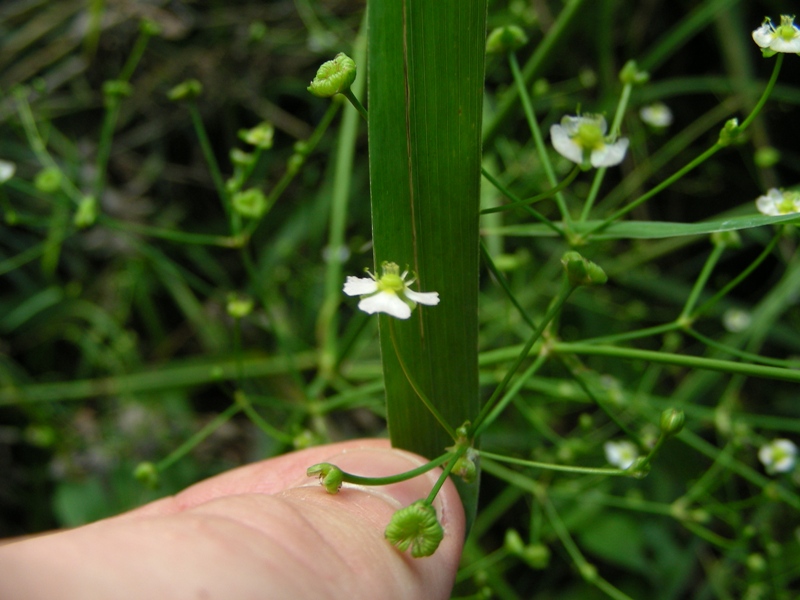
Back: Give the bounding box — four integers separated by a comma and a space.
306, 462, 344, 494
134, 461, 159, 488
384, 500, 444, 558
561, 251, 607, 286
167, 79, 203, 102
660, 408, 685, 437
486, 26, 528, 54
308, 53, 357, 98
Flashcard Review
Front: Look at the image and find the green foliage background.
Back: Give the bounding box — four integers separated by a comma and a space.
2, 0, 800, 598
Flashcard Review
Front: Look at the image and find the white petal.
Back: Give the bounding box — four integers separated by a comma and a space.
770, 36, 800, 53
590, 138, 629, 167
343, 276, 378, 296
0, 159, 15, 183
752, 24, 775, 48
358, 292, 411, 319
405, 289, 440, 306
756, 195, 779, 216
550, 124, 583, 164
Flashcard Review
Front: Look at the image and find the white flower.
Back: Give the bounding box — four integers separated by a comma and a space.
550, 114, 629, 170
752, 15, 800, 56
639, 103, 673, 128
0, 159, 15, 184
755, 188, 800, 216
758, 438, 797, 474
722, 308, 752, 333
343, 261, 439, 320
603, 440, 639, 470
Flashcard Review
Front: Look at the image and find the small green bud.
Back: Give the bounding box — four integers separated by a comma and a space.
292, 428, 321, 450
561, 251, 608, 286
134, 461, 159, 488
486, 26, 528, 54
102, 80, 133, 102
248, 22, 268, 43
504, 529, 525, 554
579, 562, 598, 583
232, 188, 269, 219
238, 122, 274, 149
24, 424, 57, 447
307, 462, 344, 494
308, 53, 357, 98
293, 141, 310, 156
711, 230, 741, 248
451, 449, 478, 483
385, 500, 444, 558
226, 293, 254, 319
0, 159, 16, 184
718, 118, 741, 146
230, 148, 256, 168
74, 195, 98, 228
140, 19, 162, 37
286, 153, 305, 176
167, 79, 203, 102
520, 543, 551, 569
754, 146, 780, 168
619, 60, 649, 85
660, 408, 685, 437
34, 167, 62, 194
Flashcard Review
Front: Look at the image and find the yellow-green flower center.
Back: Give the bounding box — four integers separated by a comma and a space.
575, 123, 605, 151
778, 16, 798, 41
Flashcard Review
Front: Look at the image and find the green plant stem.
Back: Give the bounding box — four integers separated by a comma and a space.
679, 242, 726, 321
686, 327, 800, 369
472, 279, 577, 438
14, 89, 83, 204
553, 342, 800, 383
187, 101, 232, 225
480, 166, 580, 215
329, 452, 451, 487
738, 53, 782, 131
508, 51, 571, 228
479, 450, 630, 476
480, 167, 564, 235
691, 228, 781, 319
98, 215, 244, 247
341, 89, 368, 121
316, 25, 366, 382
156, 403, 242, 472
234, 390, 294, 443
480, 241, 536, 330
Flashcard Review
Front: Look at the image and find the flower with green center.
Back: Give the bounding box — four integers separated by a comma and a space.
755, 188, 800, 216
343, 262, 439, 320
639, 102, 673, 128
752, 15, 800, 56
758, 438, 797, 474
550, 114, 629, 170
603, 440, 638, 470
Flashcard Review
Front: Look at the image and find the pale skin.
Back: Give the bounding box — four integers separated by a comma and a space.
0, 439, 465, 600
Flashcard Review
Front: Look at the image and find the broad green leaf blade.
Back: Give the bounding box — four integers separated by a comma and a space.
368, 0, 486, 523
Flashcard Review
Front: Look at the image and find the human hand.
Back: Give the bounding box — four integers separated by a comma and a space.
0, 439, 465, 599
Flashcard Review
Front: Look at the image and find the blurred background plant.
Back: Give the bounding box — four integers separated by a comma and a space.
2, 0, 800, 598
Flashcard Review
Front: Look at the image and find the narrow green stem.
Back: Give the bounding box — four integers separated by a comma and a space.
738, 53, 782, 131
98, 215, 244, 247
480, 241, 537, 330
508, 51, 572, 228
679, 242, 726, 321
480, 167, 564, 235
389, 320, 458, 441
577, 321, 681, 346
472, 279, 576, 437
554, 342, 800, 383
156, 403, 242, 472
481, 166, 580, 215
187, 101, 231, 222
690, 229, 781, 319
587, 144, 722, 236
686, 328, 800, 369
118, 27, 155, 83
342, 89, 368, 121
333, 452, 451, 487
234, 390, 294, 443
479, 450, 630, 477
424, 446, 465, 505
